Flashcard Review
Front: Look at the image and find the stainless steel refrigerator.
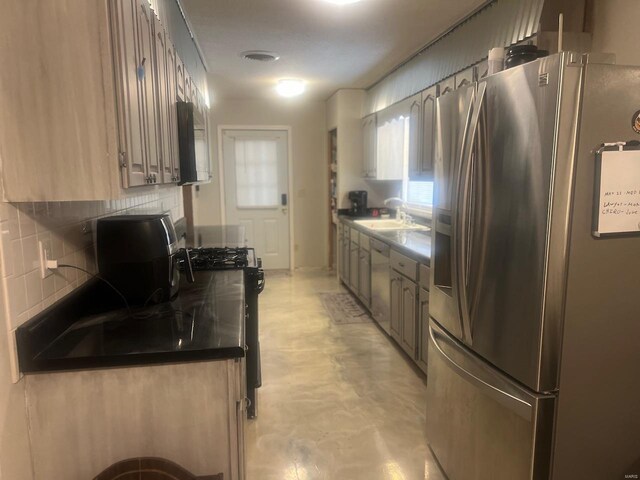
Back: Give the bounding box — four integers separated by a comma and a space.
427, 52, 640, 480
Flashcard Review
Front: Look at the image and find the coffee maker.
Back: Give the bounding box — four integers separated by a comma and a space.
96, 214, 193, 305
348, 190, 368, 216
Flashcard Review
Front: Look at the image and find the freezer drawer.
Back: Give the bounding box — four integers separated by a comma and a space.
426, 320, 554, 480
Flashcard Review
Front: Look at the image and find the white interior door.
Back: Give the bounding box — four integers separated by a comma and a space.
222, 129, 290, 269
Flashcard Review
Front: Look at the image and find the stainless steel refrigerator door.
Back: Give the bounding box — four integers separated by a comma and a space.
457, 54, 580, 391
426, 320, 555, 480
430, 84, 475, 341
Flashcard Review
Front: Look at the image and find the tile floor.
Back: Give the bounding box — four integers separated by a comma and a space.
245, 270, 445, 480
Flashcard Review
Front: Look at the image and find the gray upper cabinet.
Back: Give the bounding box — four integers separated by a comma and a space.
0, 0, 204, 200
420, 85, 437, 179
176, 54, 186, 101
362, 114, 377, 178
136, 1, 161, 183
410, 85, 438, 180
438, 76, 456, 98
407, 93, 422, 180
165, 40, 181, 183
455, 66, 475, 90
111, 0, 148, 188
153, 14, 173, 184
476, 59, 489, 80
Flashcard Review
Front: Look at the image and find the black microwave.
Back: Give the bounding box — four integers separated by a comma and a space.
176, 101, 210, 185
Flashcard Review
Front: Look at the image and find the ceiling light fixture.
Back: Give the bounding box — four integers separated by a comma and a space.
322, 0, 362, 5
276, 79, 306, 98
240, 50, 280, 62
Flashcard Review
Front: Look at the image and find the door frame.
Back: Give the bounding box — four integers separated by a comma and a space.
217, 125, 295, 271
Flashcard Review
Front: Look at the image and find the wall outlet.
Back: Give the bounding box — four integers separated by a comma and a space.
39, 240, 53, 279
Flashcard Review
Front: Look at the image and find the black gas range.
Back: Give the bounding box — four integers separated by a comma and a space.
179, 246, 264, 419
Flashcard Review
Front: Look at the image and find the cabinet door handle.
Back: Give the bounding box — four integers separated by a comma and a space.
398, 262, 405, 267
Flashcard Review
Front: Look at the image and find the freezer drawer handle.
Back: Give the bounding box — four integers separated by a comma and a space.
429, 323, 535, 420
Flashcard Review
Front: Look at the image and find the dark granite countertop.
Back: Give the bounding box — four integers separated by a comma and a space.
340, 217, 432, 264
16, 270, 246, 373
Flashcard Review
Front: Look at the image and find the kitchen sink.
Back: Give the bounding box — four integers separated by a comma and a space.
354, 219, 429, 231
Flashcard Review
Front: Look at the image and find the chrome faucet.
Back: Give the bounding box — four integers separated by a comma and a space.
383, 197, 407, 222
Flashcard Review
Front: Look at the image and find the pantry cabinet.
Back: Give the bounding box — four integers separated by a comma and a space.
0, 0, 208, 201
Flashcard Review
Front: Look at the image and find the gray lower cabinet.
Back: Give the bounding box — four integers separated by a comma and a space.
417, 288, 429, 374
358, 233, 371, 307
349, 239, 359, 291
338, 225, 350, 283
390, 269, 418, 358
390, 270, 403, 343
401, 279, 418, 357
25, 360, 246, 480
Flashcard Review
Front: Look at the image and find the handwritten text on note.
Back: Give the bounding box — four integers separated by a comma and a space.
597, 150, 640, 234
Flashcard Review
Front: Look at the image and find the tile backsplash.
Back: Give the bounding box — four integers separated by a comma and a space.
0, 187, 184, 381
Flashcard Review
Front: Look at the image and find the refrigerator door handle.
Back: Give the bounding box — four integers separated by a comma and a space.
456, 81, 486, 343
429, 321, 538, 420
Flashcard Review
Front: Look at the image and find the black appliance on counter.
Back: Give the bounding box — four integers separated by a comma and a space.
179, 247, 265, 419
348, 190, 368, 216
96, 214, 194, 305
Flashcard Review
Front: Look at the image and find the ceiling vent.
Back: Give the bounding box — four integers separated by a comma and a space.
240, 51, 280, 62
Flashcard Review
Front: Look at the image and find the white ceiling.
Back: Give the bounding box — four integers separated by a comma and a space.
181, 0, 487, 101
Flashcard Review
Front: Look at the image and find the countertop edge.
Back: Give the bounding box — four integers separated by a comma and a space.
21, 347, 246, 375
340, 217, 431, 265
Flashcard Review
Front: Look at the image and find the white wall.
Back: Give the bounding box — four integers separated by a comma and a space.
590, 0, 640, 66
192, 95, 328, 268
